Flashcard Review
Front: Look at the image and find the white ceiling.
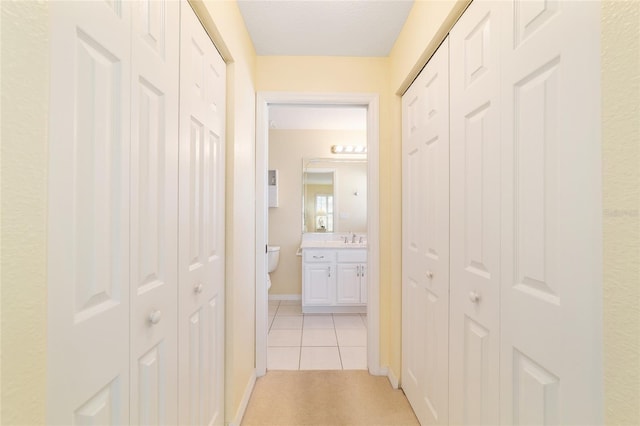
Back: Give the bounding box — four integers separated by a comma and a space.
269, 105, 367, 130
237, 0, 414, 57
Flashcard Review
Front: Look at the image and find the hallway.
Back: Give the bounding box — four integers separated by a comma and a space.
241, 370, 418, 425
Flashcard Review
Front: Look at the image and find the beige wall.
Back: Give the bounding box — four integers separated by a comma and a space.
268, 129, 367, 295
0, 1, 50, 424
602, 1, 640, 424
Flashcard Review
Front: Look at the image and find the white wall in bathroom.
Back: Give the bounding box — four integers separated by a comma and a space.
268, 128, 366, 295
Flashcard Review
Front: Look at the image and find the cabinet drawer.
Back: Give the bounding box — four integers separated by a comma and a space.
303, 249, 335, 262
336, 249, 367, 263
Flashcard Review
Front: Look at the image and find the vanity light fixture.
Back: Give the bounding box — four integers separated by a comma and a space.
331, 145, 367, 154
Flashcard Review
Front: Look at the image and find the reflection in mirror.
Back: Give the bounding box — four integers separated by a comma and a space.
303, 170, 334, 232
303, 158, 367, 234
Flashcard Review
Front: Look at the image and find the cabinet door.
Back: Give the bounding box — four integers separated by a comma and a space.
304, 263, 335, 305
402, 37, 450, 426
337, 263, 361, 304
449, 1, 502, 424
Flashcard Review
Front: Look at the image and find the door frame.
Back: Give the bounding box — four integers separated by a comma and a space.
255, 92, 381, 376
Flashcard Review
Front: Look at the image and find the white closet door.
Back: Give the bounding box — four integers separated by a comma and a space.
402, 38, 450, 426
47, 1, 132, 424
499, 1, 603, 423
448, 1, 502, 424
178, 2, 226, 425
130, 1, 180, 425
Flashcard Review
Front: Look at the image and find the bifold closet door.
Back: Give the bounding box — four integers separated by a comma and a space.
130, 1, 180, 424
178, 2, 226, 425
401, 38, 450, 426
449, 1, 502, 424
48, 2, 132, 423
499, 1, 603, 423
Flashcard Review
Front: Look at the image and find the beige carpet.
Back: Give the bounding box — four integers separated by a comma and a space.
241, 370, 419, 426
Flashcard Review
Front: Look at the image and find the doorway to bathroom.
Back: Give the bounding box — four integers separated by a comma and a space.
255, 93, 380, 375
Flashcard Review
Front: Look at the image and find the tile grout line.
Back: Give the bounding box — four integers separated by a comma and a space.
332, 314, 344, 370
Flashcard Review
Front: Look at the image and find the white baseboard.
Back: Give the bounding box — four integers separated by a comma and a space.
229, 369, 256, 426
268, 294, 301, 301
387, 367, 400, 389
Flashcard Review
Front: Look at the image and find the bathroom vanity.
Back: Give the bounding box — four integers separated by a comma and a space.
300, 237, 367, 313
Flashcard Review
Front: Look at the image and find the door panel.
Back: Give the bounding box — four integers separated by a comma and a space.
500, 1, 603, 423
304, 264, 334, 305
179, 3, 226, 425
48, 2, 131, 423
130, 1, 180, 424
337, 264, 360, 304
449, 1, 502, 424
402, 37, 450, 426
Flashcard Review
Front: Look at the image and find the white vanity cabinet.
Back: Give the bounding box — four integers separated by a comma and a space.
302, 246, 367, 313
302, 249, 335, 306
336, 249, 367, 305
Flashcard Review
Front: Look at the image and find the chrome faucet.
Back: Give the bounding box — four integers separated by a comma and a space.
351, 233, 357, 243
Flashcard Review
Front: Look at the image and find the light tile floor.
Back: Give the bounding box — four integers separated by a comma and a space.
267, 300, 368, 371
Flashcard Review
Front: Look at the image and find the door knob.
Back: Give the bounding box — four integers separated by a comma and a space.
194, 282, 204, 294
426, 270, 434, 279
148, 310, 162, 325
468, 291, 480, 303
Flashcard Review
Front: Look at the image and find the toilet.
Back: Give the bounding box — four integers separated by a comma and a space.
267, 246, 280, 290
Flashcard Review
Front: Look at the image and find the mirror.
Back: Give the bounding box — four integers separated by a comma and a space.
303, 158, 367, 234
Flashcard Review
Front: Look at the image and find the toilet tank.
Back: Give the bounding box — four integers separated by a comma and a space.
267, 245, 280, 273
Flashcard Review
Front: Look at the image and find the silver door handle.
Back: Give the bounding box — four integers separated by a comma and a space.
360, 265, 365, 277
357, 265, 360, 277
328, 266, 331, 277
426, 270, 434, 279
313, 255, 324, 259
194, 282, 204, 294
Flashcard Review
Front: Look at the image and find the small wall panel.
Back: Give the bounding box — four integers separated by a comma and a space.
424, 74, 439, 121
423, 137, 439, 261
406, 277, 422, 385
464, 12, 490, 88
139, 0, 166, 57
74, 29, 124, 322
189, 309, 203, 425
189, 117, 205, 270
423, 288, 440, 421
138, 344, 166, 425
464, 103, 491, 279
407, 148, 420, 252
513, 349, 559, 425
190, 39, 204, 98
514, 58, 561, 306
515, 0, 559, 48
207, 296, 221, 424
74, 378, 123, 426
137, 77, 166, 293
208, 132, 221, 260
463, 316, 490, 423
